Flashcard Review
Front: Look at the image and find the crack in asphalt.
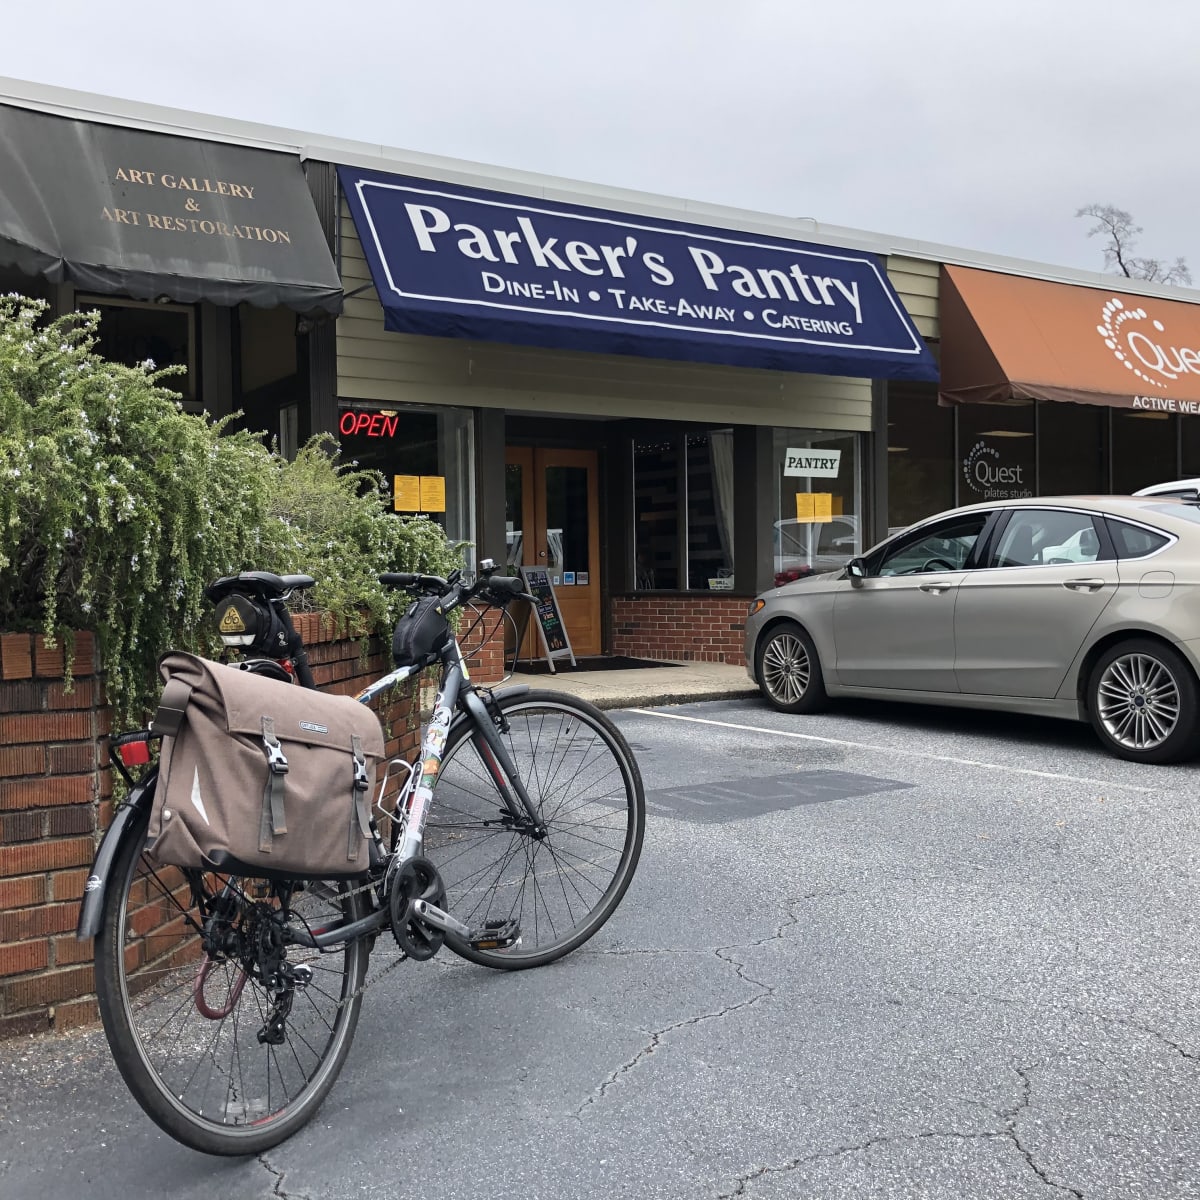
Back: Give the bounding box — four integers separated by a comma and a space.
573, 903, 803, 1119
717, 1064, 1084, 1199
1002, 1065, 1084, 1200
258, 1152, 311, 1200
933, 985, 1199, 1063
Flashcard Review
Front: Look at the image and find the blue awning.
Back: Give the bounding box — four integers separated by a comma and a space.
337, 166, 937, 380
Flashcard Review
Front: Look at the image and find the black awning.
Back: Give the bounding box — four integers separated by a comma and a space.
0, 104, 342, 313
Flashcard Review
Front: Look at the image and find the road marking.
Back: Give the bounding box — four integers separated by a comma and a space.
626, 709, 1156, 793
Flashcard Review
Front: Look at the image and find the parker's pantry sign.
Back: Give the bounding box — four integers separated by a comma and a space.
338, 166, 937, 379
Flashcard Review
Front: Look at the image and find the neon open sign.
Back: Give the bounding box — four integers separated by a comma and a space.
339, 410, 399, 438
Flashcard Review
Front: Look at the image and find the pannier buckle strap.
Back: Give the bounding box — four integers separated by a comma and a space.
349, 735, 371, 860
260, 716, 289, 853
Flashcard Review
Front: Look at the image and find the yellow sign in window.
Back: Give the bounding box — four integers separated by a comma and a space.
795, 492, 834, 523
419, 475, 446, 513
393, 475, 421, 512
393, 475, 447, 513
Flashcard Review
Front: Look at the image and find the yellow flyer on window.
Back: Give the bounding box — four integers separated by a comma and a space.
813, 492, 833, 522
795, 492, 815, 522
393, 475, 421, 511
419, 475, 447, 513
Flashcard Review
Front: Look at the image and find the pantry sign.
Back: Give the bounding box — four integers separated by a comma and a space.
337, 166, 937, 380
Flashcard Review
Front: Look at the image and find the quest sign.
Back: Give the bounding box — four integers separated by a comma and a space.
940, 266, 1200, 416
337, 167, 937, 379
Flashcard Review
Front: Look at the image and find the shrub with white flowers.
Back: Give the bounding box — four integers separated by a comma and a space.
0, 295, 463, 727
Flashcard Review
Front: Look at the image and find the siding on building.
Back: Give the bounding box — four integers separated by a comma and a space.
887, 254, 939, 341
335, 208, 877, 431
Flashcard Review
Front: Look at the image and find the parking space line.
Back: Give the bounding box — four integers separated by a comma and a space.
626, 709, 1156, 793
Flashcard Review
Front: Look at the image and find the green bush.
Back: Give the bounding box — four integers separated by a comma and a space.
0, 295, 463, 726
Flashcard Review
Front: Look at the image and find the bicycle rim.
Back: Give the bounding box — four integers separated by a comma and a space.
95, 809, 368, 1155
426, 691, 645, 969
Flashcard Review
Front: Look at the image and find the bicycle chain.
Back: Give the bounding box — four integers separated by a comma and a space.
306, 870, 410, 1011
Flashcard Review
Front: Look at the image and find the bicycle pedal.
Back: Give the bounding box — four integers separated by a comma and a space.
467, 919, 520, 951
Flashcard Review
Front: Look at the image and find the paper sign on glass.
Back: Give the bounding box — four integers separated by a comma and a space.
813, 493, 833, 522
394, 475, 421, 511
419, 475, 447, 512
795, 493, 816, 522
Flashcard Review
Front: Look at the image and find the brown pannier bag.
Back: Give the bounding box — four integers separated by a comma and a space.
146, 652, 385, 878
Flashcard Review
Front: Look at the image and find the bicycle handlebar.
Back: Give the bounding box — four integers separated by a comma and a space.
379, 571, 533, 608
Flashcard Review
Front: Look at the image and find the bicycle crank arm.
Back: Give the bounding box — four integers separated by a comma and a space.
411, 902, 522, 951
411, 899, 471, 939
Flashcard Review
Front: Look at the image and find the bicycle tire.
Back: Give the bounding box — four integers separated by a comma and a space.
94, 802, 369, 1156
425, 689, 645, 970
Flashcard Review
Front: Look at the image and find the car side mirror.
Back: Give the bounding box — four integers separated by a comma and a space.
847, 558, 866, 588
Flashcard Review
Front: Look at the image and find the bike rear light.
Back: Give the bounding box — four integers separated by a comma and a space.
116, 740, 151, 767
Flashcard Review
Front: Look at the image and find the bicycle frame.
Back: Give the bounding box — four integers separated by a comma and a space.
355, 633, 546, 867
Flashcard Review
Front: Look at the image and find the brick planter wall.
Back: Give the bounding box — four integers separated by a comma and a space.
0, 615, 505, 1041
610, 594, 751, 665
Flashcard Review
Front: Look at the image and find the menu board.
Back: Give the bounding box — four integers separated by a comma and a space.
518, 566, 576, 672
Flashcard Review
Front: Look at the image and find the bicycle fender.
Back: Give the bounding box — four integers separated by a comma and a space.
75, 767, 158, 940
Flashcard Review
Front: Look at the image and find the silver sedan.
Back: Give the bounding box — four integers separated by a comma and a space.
745, 496, 1200, 763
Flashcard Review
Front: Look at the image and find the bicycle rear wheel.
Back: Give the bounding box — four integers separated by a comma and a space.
425, 690, 645, 969
94, 804, 369, 1155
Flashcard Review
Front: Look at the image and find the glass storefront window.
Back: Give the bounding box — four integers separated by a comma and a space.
631, 430, 734, 591
1037, 401, 1106, 495
338, 404, 475, 571
686, 432, 734, 590
1181, 418, 1200, 476
633, 438, 679, 589
887, 384, 955, 532
1111, 410, 1177, 494
771, 429, 861, 579
84, 295, 196, 401
956, 401, 1034, 504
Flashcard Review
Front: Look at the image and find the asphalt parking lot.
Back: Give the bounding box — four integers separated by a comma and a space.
2, 694, 1198, 1199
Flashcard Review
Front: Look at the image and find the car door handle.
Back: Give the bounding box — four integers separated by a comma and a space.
1063, 578, 1106, 592
918, 582, 954, 594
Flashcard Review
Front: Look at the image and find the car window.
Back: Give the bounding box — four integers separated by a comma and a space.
875, 514, 989, 576
990, 509, 1109, 568
816, 519, 857, 555
1107, 519, 1171, 559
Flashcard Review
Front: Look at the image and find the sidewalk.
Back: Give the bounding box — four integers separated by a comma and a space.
500, 657, 758, 710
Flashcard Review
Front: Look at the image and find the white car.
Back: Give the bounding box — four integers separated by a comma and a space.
1134, 479, 1200, 500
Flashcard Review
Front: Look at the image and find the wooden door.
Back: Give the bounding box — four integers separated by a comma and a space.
505, 446, 601, 657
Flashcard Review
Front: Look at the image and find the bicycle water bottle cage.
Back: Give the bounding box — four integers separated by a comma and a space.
391, 595, 451, 669
215, 592, 290, 656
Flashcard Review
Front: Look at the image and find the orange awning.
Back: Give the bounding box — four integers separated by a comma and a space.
939, 265, 1200, 416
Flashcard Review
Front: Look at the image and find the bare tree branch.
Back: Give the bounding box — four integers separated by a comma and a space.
1076, 203, 1191, 286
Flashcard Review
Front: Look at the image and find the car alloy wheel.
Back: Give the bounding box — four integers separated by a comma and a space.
756, 622, 828, 715
1095, 652, 1181, 752
762, 632, 811, 706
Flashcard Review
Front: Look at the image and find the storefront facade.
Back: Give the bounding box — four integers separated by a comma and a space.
0, 89, 343, 450
8, 80, 1199, 668
887, 265, 1200, 534
330, 161, 938, 660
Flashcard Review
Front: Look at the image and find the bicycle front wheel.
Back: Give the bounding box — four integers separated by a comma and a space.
94, 804, 369, 1155
426, 690, 645, 969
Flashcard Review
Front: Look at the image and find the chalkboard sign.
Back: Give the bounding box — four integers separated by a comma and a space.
519, 566, 576, 672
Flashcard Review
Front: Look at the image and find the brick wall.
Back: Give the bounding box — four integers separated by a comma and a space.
0, 615, 505, 1041
610, 594, 750, 665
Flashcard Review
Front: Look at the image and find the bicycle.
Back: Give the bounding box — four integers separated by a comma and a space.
76, 561, 646, 1156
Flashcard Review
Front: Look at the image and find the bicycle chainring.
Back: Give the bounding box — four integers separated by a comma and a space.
388, 856, 447, 961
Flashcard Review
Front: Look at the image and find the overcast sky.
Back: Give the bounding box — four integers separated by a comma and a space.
3, 0, 1197, 282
